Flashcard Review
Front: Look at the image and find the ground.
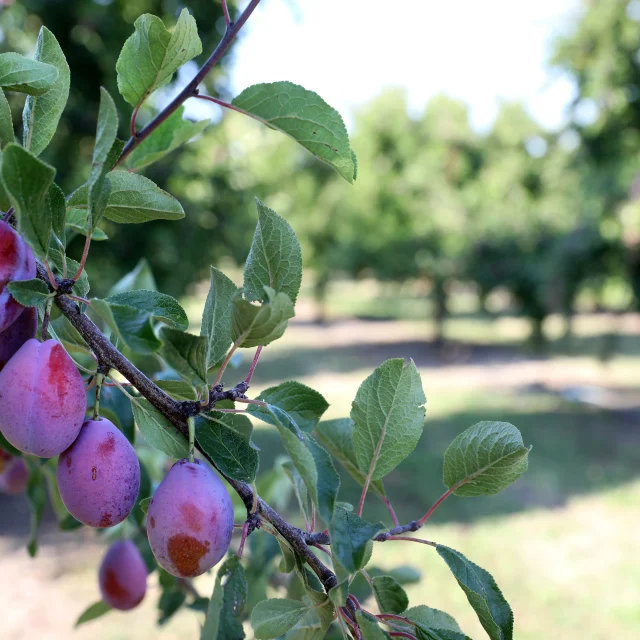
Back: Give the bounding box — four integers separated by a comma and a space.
1, 284, 639, 639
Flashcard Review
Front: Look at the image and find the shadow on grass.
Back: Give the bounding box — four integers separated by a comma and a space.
252, 391, 640, 527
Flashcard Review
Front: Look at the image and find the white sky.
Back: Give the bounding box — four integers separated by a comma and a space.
223, 0, 582, 132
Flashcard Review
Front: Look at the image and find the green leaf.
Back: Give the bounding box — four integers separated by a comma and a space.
247, 381, 328, 434
352, 358, 426, 481
49, 250, 89, 300
48, 183, 67, 251
25, 459, 46, 557
88, 88, 119, 231
127, 106, 208, 170
243, 199, 303, 305
158, 589, 186, 625
75, 601, 112, 628
131, 398, 188, 459
282, 461, 309, 525
443, 421, 530, 497
0, 52, 58, 96
231, 287, 294, 348
0, 90, 14, 149
138, 496, 152, 516
195, 412, 259, 483
49, 316, 89, 354
116, 9, 202, 107
65, 208, 108, 241
0, 143, 55, 259
232, 82, 357, 183
156, 379, 198, 401
372, 576, 409, 615
315, 418, 386, 498
67, 170, 185, 224
437, 545, 513, 640
251, 599, 311, 640
106, 290, 188, 330
0, 431, 22, 456
201, 555, 247, 640
329, 505, 383, 574
22, 27, 70, 156
6, 279, 50, 307
271, 408, 339, 523
159, 327, 207, 385
403, 605, 465, 640
355, 611, 389, 640
201, 266, 238, 369
108, 259, 157, 295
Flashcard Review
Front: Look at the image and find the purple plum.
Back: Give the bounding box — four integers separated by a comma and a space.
0, 307, 37, 371
57, 418, 140, 528
0, 339, 86, 457
0, 221, 36, 333
147, 458, 234, 578
98, 540, 147, 610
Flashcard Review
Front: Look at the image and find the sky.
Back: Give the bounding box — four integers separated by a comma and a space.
221, 0, 583, 133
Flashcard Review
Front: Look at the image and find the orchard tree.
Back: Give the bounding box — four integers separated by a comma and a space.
0, 3, 531, 639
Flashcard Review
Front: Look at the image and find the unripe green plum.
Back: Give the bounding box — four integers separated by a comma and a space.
98, 540, 147, 610
0, 339, 86, 457
147, 459, 234, 578
0, 221, 36, 333
0, 307, 37, 371
0, 457, 27, 494
57, 418, 140, 528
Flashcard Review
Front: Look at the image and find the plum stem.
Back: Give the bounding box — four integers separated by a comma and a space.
40, 297, 53, 340
93, 373, 104, 420
187, 416, 195, 462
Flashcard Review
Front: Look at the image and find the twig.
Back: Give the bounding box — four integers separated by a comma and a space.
72, 231, 92, 281
221, 0, 231, 26
382, 495, 400, 527
245, 345, 263, 385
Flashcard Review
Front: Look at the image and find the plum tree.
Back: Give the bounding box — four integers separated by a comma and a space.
0, 339, 86, 457
0, 221, 36, 333
57, 419, 140, 528
0, 307, 37, 371
0, 457, 28, 495
146, 458, 234, 578
98, 540, 147, 610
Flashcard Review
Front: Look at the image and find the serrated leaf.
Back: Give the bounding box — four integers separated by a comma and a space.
106, 290, 188, 330
22, 27, 70, 156
373, 576, 409, 615
159, 327, 207, 384
314, 418, 386, 498
75, 601, 112, 627
195, 412, 259, 483
6, 279, 50, 307
231, 287, 294, 348
49, 316, 89, 353
248, 381, 328, 434
201, 266, 237, 369
202, 555, 246, 640
24, 459, 46, 557
443, 421, 530, 497
355, 611, 389, 640
0, 90, 14, 149
352, 358, 426, 482
88, 88, 119, 231
329, 505, 383, 574
251, 599, 311, 640
0, 143, 55, 259
116, 9, 202, 107
48, 183, 67, 251
232, 82, 357, 183
277, 537, 297, 573
131, 398, 188, 459
271, 407, 339, 523
403, 605, 465, 640
65, 208, 108, 241
67, 170, 184, 224
109, 259, 157, 295
0, 52, 58, 96
243, 198, 302, 305
437, 545, 513, 640
127, 106, 208, 170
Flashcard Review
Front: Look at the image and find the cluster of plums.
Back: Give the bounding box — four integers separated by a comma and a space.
0, 220, 235, 611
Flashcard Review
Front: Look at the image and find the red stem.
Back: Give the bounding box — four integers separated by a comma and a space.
377, 614, 414, 625
44, 259, 58, 290
130, 100, 144, 138
3, 207, 14, 224
382, 495, 400, 526
417, 488, 453, 526
245, 345, 263, 385
221, 0, 231, 26
72, 231, 92, 281
385, 535, 436, 547
237, 520, 251, 558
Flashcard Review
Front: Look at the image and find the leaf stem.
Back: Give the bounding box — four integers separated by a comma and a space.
187, 416, 195, 462
245, 345, 263, 385
384, 536, 436, 547
417, 488, 454, 526
72, 231, 92, 281
221, 0, 231, 26
93, 373, 104, 420
377, 614, 414, 626
389, 632, 417, 640
41, 297, 53, 340
237, 519, 250, 558
212, 341, 239, 387
382, 495, 400, 526
3, 207, 14, 224
116, 0, 264, 166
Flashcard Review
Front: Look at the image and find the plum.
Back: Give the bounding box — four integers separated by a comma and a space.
0, 457, 28, 494
0, 307, 37, 371
147, 459, 234, 578
57, 418, 140, 528
0, 221, 36, 333
98, 540, 147, 610
0, 339, 86, 457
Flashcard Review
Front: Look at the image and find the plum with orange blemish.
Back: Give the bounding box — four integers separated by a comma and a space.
0, 307, 37, 371
0, 220, 36, 333
57, 418, 140, 527
0, 339, 86, 457
99, 540, 147, 610
147, 458, 234, 578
